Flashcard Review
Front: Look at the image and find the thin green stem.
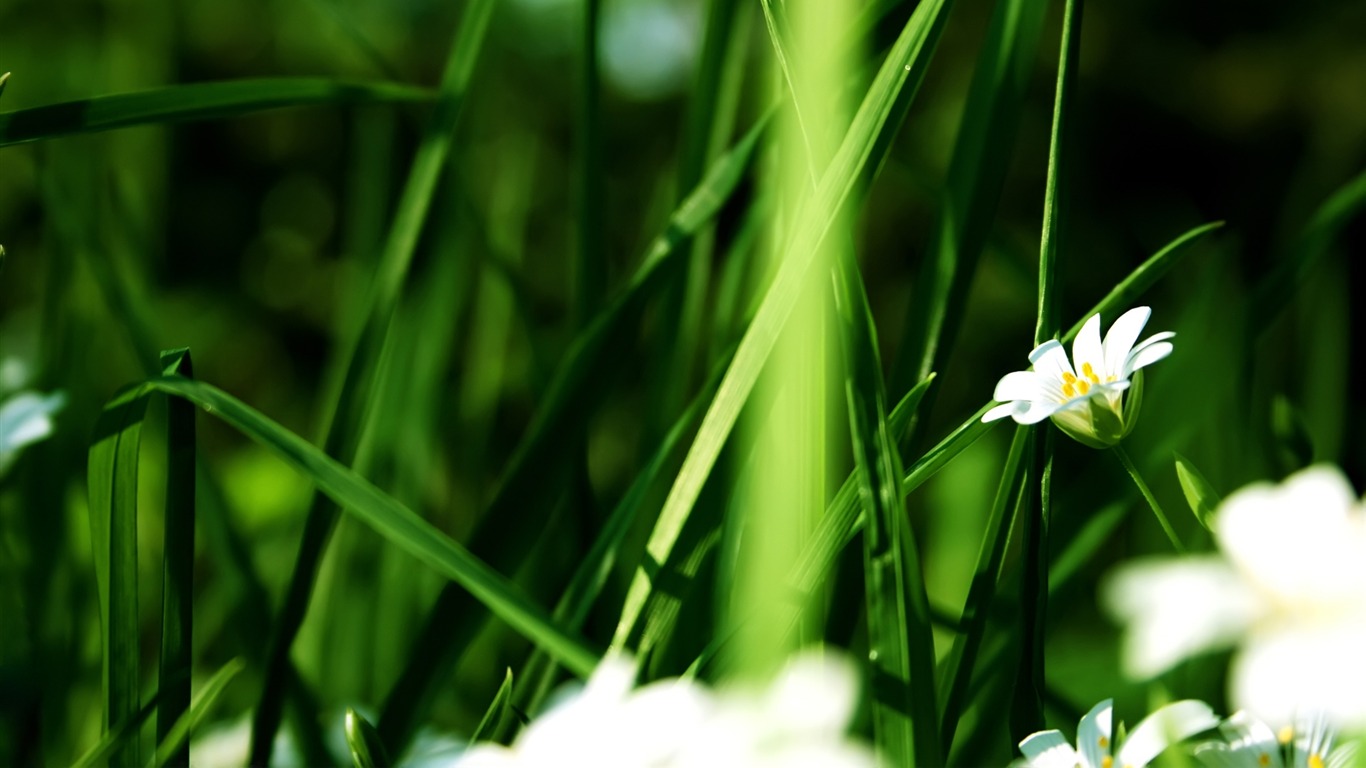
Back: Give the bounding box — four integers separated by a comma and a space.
1112, 444, 1185, 553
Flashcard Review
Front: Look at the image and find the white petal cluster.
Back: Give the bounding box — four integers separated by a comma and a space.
983, 307, 1174, 448
1017, 698, 1218, 768
1104, 465, 1366, 730
1194, 711, 1359, 768
455, 652, 875, 768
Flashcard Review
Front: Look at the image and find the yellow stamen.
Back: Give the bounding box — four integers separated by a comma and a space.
1082, 362, 1101, 383
1101, 756, 1113, 768
1258, 754, 1270, 767
1063, 371, 1078, 384
1098, 736, 1109, 749
1308, 754, 1325, 768
1062, 382, 1076, 398
1076, 379, 1091, 395
1278, 726, 1294, 745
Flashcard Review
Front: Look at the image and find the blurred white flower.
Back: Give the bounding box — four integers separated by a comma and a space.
1104, 465, 1366, 731
0, 389, 66, 476
1017, 698, 1218, 768
455, 651, 875, 768
982, 306, 1174, 448
1194, 711, 1359, 768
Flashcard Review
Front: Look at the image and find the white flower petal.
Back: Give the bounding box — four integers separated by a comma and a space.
1123, 342, 1174, 377
762, 651, 859, 737
1102, 306, 1152, 378
1213, 711, 1285, 768
1103, 557, 1261, 678
1077, 699, 1114, 768
1029, 339, 1076, 383
454, 744, 523, 767
1019, 730, 1082, 768
983, 402, 1021, 423
1072, 312, 1106, 381
1117, 700, 1219, 768
0, 390, 67, 475
1216, 465, 1366, 603
994, 371, 1045, 402
1231, 618, 1366, 733
1015, 398, 1066, 425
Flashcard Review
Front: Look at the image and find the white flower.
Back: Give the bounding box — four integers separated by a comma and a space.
455, 651, 875, 768
1104, 465, 1366, 731
982, 307, 1174, 448
1018, 698, 1218, 768
1194, 711, 1360, 768
0, 390, 66, 476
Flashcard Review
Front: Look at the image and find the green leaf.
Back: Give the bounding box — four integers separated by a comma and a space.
1173, 453, 1222, 530
0, 78, 434, 147
614, 0, 955, 655
470, 669, 516, 744
345, 708, 391, 768
151, 658, 247, 768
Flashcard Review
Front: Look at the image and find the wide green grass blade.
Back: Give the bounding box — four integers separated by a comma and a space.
834, 258, 940, 766
114, 374, 602, 674
470, 669, 516, 744
614, 0, 955, 652
156, 349, 195, 767
0, 78, 433, 147
377, 117, 766, 753
150, 658, 246, 768
249, 0, 498, 760
88, 387, 151, 768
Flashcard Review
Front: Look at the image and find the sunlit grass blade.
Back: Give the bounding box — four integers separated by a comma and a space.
345, 708, 390, 768
470, 669, 516, 744
0, 78, 433, 147
614, 0, 955, 654
88, 386, 151, 768
377, 118, 766, 753
249, 0, 498, 760
1048, 500, 1127, 595
834, 258, 939, 766
156, 349, 195, 767
891, 0, 1048, 396
937, 423, 1029, 753
151, 658, 246, 768
69, 691, 159, 768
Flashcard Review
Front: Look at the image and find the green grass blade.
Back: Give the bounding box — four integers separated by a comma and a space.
470, 669, 515, 744
376, 118, 766, 753
156, 349, 195, 767
122, 374, 602, 674
1173, 452, 1222, 530
69, 692, 160, 768
151, 658, 246, 768
891, 0, 1048, 394
834, 259, 940, 766
614, 0, 955, 653
88, 386, 151, 768
937, 423, 1030, 753
574, 0, 605, 327
0, 78, 433, 147
345, 708, 391, 768
248, 0, 498, 760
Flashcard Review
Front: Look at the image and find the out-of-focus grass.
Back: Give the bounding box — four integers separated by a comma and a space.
0, 0, 1363, 766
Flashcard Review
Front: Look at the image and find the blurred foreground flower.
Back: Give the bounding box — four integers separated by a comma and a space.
1017, 698, 1218, 768
1104, 465, 1366, 730
1195, 711, 1359, 768
455, 650, 875, 768
0, 389, 66, 476
983, 307, 1174, 448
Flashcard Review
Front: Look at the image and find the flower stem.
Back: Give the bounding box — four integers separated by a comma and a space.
1112, 444, 1185, 553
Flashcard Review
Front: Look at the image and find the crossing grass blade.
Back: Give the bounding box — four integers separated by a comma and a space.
0, 78, 433, 147
156, 349, 195, 767
69, 691, 160, 768
834, 256, 940, 766
103, 374, 603, 674
614, 0, 955, 653
376, 117, 767, 754
150, 658, 246, 768
249, 0, 498, 760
